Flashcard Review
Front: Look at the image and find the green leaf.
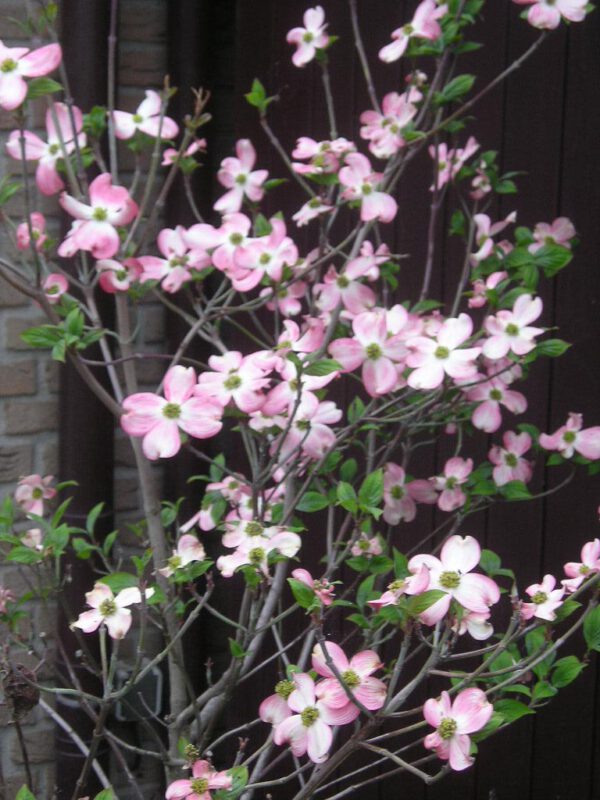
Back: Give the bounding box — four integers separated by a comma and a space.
584, 606, 600, 651
215, 765, 249, 800
438, 74, 476, 103
368, 555, 394, 575
336, 482, 358, 513
357, 575, 376, 610
20, 324, 62, 349
99, 572, 138, 593
479, 549, 501, 575
358, 470, 384, 509
346, 555, 370, 573
102, 530, 118, 556
500, 481, 532, 501
553, 599, 581, 622
86, 502, 105, 536
535, 339, 571, 358
0, 176, 21, 207
347, 612, 370, 628
393, 548, 409, 579
340, 458, 358, 482
495, 699, 534, 723
532, 680, 557, 701
228, 638, 246, 659
551, 655, 585, 688
83, 105, 108, 138
7, 546, 42, 564
533, 243, 573, 277
347, 397, 365, 425
449, 209, 466, 237
26, 77, 62, 100
407, 590, 446, 616
93, 790, 115, 800
471, 712, 505, 742
244, 78, 274, 114
295, 492, 330, 512
72, 537, 95, 559
304, 359, 343, 376
287, 577, 316, 609
253, 213, 272, 237
16, 788, 37, 800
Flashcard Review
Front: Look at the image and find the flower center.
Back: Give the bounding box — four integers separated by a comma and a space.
92, 207, 108, 221
563, 431, 576, 444
303, 31, 315, 43
259, 252, 271, 265
169, 255, 189, 268
445, 476, 457, 489
168, 554, 182, 570
116, 269, 128, 281
49, 143, 60, 156
532, 591, 548, 605
403, 23, 415, 36
390, 485, 404, 499
439, 570, 461, 589
132, 113, 144, 124
296, 419, 310, 431
438, 717, 457, 740
300, 706, 320, 727
162, 402, 181, 419
309, 197, 322, 208
230, 232, 244, 245
32, 487, 44, 499
366, 342, 383, 360
341, 669, 361, 689
248, 546, 266, 565
224, 374, 242, 391
505, 453, 518, 467
275, 679, 295, 699
245, 521, 263, 537
99, 598, 117, 617
389, 579, 407, 592
434, 345, 450, 360
505, 323, 519, 336
489, 388, 503, 401
337, 275, 350, 289
190, 778, 209, 794
358, 539, 370, 551
235, 173, 247, 185
361, 183, 373, 195
580, 564, 590, 575
0, 58, 17, 73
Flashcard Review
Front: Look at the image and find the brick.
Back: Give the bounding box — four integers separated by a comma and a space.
3, 400, 58, 434
120, 1, 167, 43
114, 433, 136, 467
118, 43, 167, 87
4, 315, 47, 350
115, 476, 139, 512
0, 282, 28, 308
44, 360, 60, 393
0, 445, 32, 482
136, 357, 164, 385
41, 438, 59, 475
0, 359, 36, 396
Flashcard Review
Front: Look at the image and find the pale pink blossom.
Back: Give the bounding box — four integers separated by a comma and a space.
470, 212, 516, 265
489, 431, 533, 486
0, 40, 62, 111
96, 258, 142, 293
291, 136, 355, 175
339, 153, 397, 223
214, 139, 268, 215
275, 392, 342, 462
273, 673, 358, 763
312, 642, 386, 711
286, 6, 330, 67
161, 139, 206, 166
0, 587, 15, 614
165, 759, 232, 800
259, 680, 295, 726
562, 539, 600, 593
329, 309, 407, 397
15, 474, 56, 516
470, 160, 493, 200
453, 610, 494, 641
121, 366, 223, 460
260, 280, 307, 317
261, 359, 336, 417
360, 90, 418, 159
58, 173, 138, 260
217, 525, 301, 577
521, 574, 564, 621
466, 375, 527, 433
158, 534, 206, 577
113, 90, 179, 140
138, 226, 210, 293
186, 213, 252, 274
430, 137, 479, 190
431, 457, 473, 511
367, 567, 430, 610
292, 197, 334, 227
72, 582, 154, 640
539, 413, 600, 460
6, 103, 86, 195
409, 535, 500, 625
232, 217, 298, 291
468, 271, 508, 309
350, 535, 383, 558
423, 688, 493, 771
16, 212, 47, 251
292, 568, 336, 605
529, 217, 576, 253
406, 313, 481, 390
482, 294, 544, 360
513, 0, 587, 30
42, 273, 68, 305
383, 463, 437, 524
195, 351, 270, 413
379, 1, 447, 63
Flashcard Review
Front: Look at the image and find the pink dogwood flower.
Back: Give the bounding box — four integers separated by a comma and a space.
529, 217, 576, 253
96, 258, 142, 293
521, 574, 564, 621
431, 457, 473, 511
259, 680, 295, 727
367, 566, 430, 611
350, 534, 383, 559
409, 535, 500, 625
383, 463, 437, 524
0, 587, 15, 614
453, 610, 494, 641
430, 136, 479, 190
214, 139, 268, 214
273, 673, 358, 763
360, 90, 418, 159
292, 197, 334, 227
482, 294, 544, 360
195, 351, 270, 413
423, 688, 493, 771
379, 1, 448, 63
113, 89, 179, 140
6, 102, 86, 195
468, 271, 508, 309
158, 534, 206, 577
260, 280, 307, 317
276, 392, 342, 461
121, 366, 223, 460
43, 273, 68, 305
72, 582, 154, 640
232, 217, 298, 291
466, 375, 527, 433
407, 314, 481, 390
329, 309, 407, 397
291, 136, 355, 175
562, 539, 600, 593
16, 212, 47, 251
0, 40, 62, 111
312, 642, 386, 711
162, 139, 206, 166
489, 431, 533, 486
513, 0, 587, 30
138, 226, 210, 293
539, 413, 600, 460
470, 212, 516, 265
15, 474, 56, 516
58, 173, 138, 259
217, 525, 301, 577
165, 759, 232, 800
292, 568, 336, 605
286, 6, 330, 67
338, 153, 397, 223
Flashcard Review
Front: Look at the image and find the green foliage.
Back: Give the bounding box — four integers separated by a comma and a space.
245, 78, 275, 115
26, 77, 62, 100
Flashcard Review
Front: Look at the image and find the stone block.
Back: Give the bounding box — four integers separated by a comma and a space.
3, 400, 58, 434
0, 444, 32, 482
0, 359, 36, 396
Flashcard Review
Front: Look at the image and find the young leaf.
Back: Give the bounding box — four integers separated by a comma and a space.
494, 699, 534, 723
584, 606, 600, 652
287, 577, 315, 609
99, 572, 139, 593
551, 655, 585, 688
295, 492, 330, 512
26, 77, 62, 99
358, 469, 384, 509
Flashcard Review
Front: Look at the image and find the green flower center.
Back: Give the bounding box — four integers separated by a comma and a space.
505, 323, 519, 336
563, 431, 576, 444
116, 269, 128, 281
489, 388, 503, 401
337, 275, 350, 289
169, 255, 189, 268
32, 487, 44, 499
580, 564, 590, 575
362, 183, 373, 195
445, 476, 457, 489
358, 539, 370, 551
47, 285, 60, 295
403, 23, 415, 36
303, 31, 314, 43
296, 419, 310, 431
99, 598, 117, 617
245, 521, 263, 537
223, 374, 242, 391
532, 591, 548, 605
92, 207, 108, 222
301, 706, 320, 727
275, 679, 295, 699
439, 570, 460, 589
438, 717, 457, 740
167, 555, 182, 570
259, 252, 271, 265
249, 547, 266, 565
190, 778, 209, 794
277, 287, 288, 298
230, 232, 243, 245
505, 453, 518, 467
389, 124, 399, 134
49, 143, 60, 156
366, 343, 383, 360
132, 113, 144, 124
389, 579, 407, 592
341, 669, 361, 689
309, 197, 322, 208
390, 485, 404, 499
163, 402, 181, 419
0, 59, 17, 73
434, 346, 450, 360
235, 174, 247, 185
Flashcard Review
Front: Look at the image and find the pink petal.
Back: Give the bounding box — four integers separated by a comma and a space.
142, 419, 181, 460
19, 43, 62, 77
